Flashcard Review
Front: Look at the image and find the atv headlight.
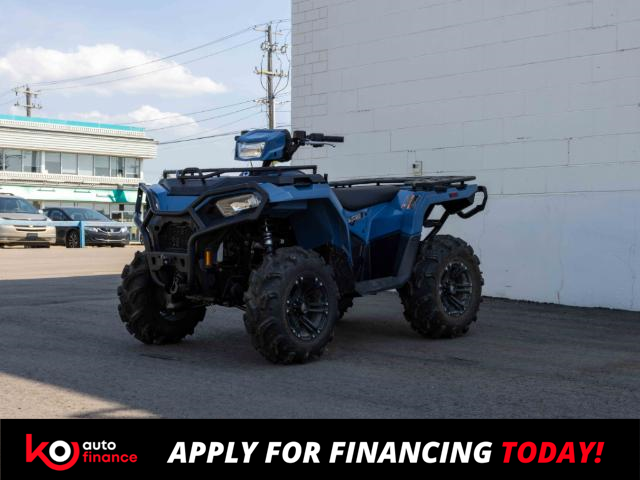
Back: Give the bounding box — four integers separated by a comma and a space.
216, 194, 261, 217
237, 142, 265, 160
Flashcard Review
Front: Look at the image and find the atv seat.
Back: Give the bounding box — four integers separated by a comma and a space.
332, 186, 402, 211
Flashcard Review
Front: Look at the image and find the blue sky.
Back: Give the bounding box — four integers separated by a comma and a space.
0, 0, 291, 180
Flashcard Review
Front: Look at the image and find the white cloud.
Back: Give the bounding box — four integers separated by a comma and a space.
0, 44, 225, 97
64, 105, 200, 137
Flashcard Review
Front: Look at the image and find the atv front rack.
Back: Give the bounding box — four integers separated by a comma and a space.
163, 165, 319, 184
330, 175, 476, 191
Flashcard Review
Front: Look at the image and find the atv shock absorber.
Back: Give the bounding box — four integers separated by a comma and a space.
263, 220, 274, 255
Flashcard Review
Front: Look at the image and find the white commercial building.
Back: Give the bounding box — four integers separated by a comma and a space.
291, 0, 640, 311
0, 114, 157, 221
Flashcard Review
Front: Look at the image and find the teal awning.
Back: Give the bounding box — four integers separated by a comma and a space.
0, 184, 137, 203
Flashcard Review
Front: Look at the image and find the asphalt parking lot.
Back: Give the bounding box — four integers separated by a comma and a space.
0, 246, 638, 418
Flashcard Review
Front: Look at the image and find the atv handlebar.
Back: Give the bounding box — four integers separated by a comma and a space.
308, 133, 345, 143
295, 131, 345, 144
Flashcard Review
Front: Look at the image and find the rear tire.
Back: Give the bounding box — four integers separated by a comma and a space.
399, 235, 483, 339
243, 247, 339, 364
117, 251, 206, 345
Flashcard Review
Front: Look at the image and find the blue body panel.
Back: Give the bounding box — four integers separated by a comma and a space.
259, 182, 352, 258
260, 182, 479, 262
149, 177, 479, 266
148, 184, 198, 212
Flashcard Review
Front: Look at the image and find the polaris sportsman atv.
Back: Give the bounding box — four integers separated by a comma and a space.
118, 130, 488, 364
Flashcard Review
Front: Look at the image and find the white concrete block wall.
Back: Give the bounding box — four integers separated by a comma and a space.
292, 0, 640, 311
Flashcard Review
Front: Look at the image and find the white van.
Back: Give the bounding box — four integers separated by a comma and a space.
0, 193, 56, 248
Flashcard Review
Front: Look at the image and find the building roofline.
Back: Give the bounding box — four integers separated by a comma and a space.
0, 124, 156, 144
0, 114, 145, 133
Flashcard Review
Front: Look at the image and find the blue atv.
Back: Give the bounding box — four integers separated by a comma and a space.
118, 130, 488, 364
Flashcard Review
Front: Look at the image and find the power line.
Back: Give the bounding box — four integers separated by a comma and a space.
159, 111, 264, 145
159, 112, 262, 152
271, 21, 291, 98
31, 26, 258, 87
159, 130, 244, 145
147, 104, 260, 132
177, 110, 264, 139
125, 99, 257, 125
39, 37, 262, 92
161, 110, 264, 144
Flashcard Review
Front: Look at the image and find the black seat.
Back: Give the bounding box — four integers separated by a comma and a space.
332, 186, 402, 211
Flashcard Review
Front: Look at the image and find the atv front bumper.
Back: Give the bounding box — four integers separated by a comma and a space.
134, 183, 268, 291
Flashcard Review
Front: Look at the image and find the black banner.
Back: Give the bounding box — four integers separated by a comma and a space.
1, 420, 638, 477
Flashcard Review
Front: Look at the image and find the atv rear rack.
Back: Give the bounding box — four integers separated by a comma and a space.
163, 165, 319, 184
330, 175, 476, 192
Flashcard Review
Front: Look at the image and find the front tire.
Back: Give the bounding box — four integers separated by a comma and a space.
399, 235, 483, 339
66, 230, 80, 248
244, 247, 339, 364
117, 251, 206, 345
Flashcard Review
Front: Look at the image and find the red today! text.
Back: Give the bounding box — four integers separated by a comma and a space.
503, 442, 604, 464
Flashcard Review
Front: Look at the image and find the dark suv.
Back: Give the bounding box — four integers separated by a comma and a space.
44, 207, 130, 248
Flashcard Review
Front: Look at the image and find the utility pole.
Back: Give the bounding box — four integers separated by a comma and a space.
255, 22, 288, 129
266, 24, 275, 129
14, 85, 42, 117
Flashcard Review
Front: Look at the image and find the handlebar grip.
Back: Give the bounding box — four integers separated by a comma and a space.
308, 133, 345, 143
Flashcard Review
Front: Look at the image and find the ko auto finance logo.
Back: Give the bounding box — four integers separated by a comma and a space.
26, 434, 138, 471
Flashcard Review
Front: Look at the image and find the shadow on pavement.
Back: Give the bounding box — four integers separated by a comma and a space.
0, 274, 638, 419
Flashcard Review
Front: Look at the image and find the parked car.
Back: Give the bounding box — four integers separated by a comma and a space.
0, 193, 55, 248
43, 207, 130, 248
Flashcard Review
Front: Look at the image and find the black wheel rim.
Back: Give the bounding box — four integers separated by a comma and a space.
439, 260, 473, 317
68, 231, 79, 248
285, 275, 330, 341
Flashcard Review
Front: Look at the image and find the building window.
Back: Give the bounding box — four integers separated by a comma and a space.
78, 154, 93, 176
4, 150, 22, 172
45, 152, 62, 174
61, 153, 77, 175
0, 150, 143, 178
22, 151, 41, 173
125, 158, 140, 178
94, 156, 109, 176
110, 157, 125, 177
